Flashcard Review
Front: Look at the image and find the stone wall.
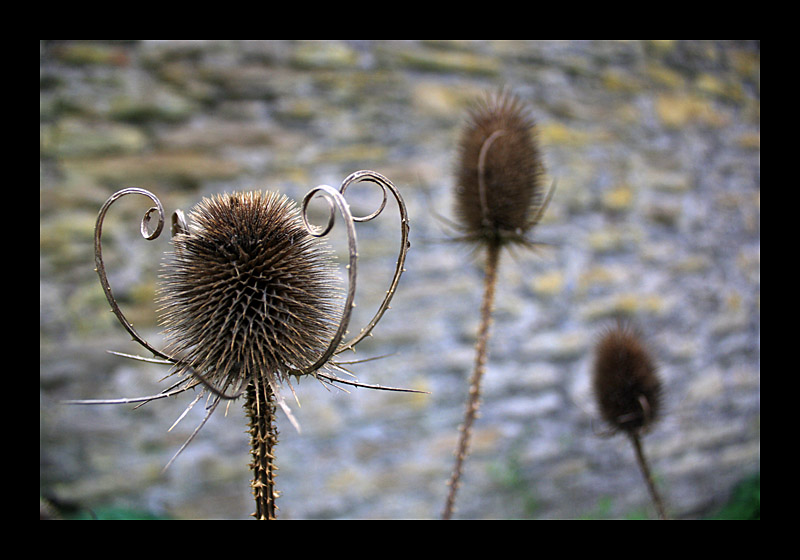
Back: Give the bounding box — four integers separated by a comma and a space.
40, 40, 760, 519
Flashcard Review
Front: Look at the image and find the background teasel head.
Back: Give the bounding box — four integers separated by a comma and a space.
442, 89, 553, 520
592, 321, 663, 434
453, 89, 550, 248
591, 320, 668, 519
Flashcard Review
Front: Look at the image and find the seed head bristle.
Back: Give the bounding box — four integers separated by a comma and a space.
454, 89, 545, 247
157, 190, 341, 394
592, 322, 662, 434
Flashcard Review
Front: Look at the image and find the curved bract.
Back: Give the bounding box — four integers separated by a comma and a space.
93, 188, 170, 362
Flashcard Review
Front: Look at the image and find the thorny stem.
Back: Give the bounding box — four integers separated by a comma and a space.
628, 431, 668, 520
443, 242, 501, 520
247, 377, 279, 520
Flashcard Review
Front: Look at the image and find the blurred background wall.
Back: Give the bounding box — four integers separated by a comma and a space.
40, 40, 759, 520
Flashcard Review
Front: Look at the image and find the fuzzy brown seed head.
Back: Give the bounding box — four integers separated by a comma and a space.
592, 322, 662, 434
157, 191, 341, 393
454, 89, 544, 247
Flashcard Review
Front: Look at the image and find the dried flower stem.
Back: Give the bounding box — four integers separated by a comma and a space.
629, 431, 667, 520
442, 242, 500, 520
247, 378, 279, 520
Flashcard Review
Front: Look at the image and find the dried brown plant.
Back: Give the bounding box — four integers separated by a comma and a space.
443, 90, 554, 519
592, 320, 668, 520
67, 171, 418, 520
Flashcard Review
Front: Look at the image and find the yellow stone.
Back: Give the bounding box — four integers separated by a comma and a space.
539, 122, 593, 147
655, 94, 728, 128
645, 64, 685, 89
602, 185, 634, 212
602, 69, 641, 92
578, 266, 621, 293
532, 270, 565, 296
737, 131, 760, 150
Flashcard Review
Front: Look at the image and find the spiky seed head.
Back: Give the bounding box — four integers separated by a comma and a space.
592, 322, 663, 434
454, 89, 544, 248
157, 190, 341, 394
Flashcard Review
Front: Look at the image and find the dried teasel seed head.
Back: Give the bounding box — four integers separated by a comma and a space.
592, 322, 663, 434
157, 190, 341, 394
454, 89, 545, 248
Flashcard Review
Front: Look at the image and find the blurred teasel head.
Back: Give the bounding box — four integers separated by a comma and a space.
453, 89, 551, 249
591, 320, 669, 519
592, 321, 663, 434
